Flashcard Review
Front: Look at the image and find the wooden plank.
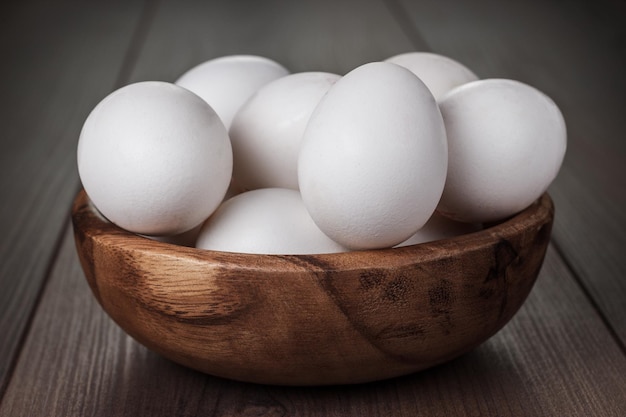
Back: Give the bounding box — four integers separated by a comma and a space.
2, 228, 625, 416
0, 0, 147, 391
393, 0, 626, 343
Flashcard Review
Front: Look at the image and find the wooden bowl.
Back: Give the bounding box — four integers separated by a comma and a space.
71, 189, 553, 386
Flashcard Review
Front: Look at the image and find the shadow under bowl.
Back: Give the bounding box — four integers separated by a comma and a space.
71, 189, 553, 386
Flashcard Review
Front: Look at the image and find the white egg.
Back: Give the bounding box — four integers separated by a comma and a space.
298, 62, 448, 250
385, 52, 478, 101
196, 188, 348, 254
229, 72, 341, 191
394, 212, 482, 247
438, 78, 567, 223
77, 81, 233, 236
175, 55, 289, 128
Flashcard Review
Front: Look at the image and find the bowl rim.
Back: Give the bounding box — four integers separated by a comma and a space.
72, 189, 554, 271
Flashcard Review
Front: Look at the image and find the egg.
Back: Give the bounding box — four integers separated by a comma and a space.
438, 78, 567, 223
229, 72, 341, 190
384, 52, 478, 101
77, 81, 233, 236
394, 212, 482, 247
195, 188, 348, 254
298, 62, 448, 250
175, 55, 289, 128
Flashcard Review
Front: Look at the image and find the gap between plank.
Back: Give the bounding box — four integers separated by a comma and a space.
551, 239, 626, 357
0, 205, 75, 403
113, 0, 160, 88
382, 0, 433, 52
0, 0, 161, 404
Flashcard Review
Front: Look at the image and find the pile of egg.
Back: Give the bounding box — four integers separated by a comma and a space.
77, 53, 566, 254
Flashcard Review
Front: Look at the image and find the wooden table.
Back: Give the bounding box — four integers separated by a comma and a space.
1, 0, 625, 415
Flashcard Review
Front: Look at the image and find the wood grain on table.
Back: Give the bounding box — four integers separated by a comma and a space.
1, 0, 625, 416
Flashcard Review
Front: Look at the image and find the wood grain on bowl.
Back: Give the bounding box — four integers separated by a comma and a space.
71, 189, 553, 386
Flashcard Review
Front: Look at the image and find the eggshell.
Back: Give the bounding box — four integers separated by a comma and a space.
175, 55, 289, 128
77, 81, 233, 236
298, 62, 448, 250
195, 188, 348, 254
229, 72, 341, 190
438, 78, 567, 223
394, 212, 482, 247
385, 52, 478, 101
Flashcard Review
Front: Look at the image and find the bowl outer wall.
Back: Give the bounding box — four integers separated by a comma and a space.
72, 189, 553, 385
